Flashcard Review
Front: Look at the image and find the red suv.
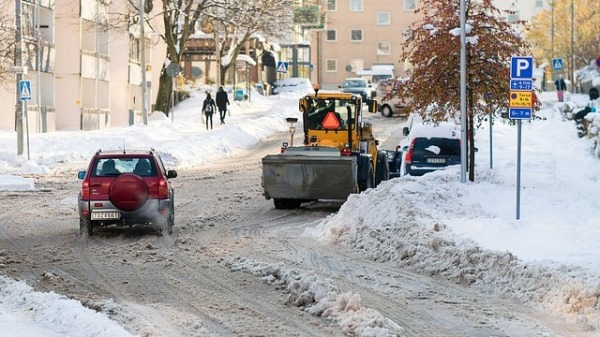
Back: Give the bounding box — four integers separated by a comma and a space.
77, 149, 177, 236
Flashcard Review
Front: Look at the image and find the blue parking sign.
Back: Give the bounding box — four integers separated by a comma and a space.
510, 56, 533, 79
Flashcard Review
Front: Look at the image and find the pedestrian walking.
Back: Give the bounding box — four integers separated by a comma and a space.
216, 86, 230, 124
202, 93, 217, 130
555, 76, 567, 102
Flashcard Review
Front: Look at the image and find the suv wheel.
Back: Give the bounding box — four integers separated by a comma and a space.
80, 216, 93, 236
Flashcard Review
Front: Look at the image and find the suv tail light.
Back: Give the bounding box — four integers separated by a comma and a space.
158, 178, 169, 199
81, 180, 90, 200
404, 140, 415, 164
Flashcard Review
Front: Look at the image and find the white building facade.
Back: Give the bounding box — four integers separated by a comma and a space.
0, 0, 166, 133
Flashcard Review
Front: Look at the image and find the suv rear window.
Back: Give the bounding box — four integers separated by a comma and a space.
93, 157, 157, 177
412, 138, 460, 156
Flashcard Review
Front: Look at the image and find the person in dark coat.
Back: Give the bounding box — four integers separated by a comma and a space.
555, 76, 567, 102
202, 93, 217, 130
216, 86, 230, 124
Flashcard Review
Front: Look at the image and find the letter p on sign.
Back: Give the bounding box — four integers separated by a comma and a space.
510, 56, 533, 79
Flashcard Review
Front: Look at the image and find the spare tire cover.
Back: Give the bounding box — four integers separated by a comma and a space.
109, 173, 149, 211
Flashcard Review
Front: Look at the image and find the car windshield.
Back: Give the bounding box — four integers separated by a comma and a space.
94, 157, 156, 177
342, 79, 367, 88
306, 98, 355, 130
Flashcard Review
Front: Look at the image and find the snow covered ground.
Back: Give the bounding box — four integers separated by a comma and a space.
0, 84, 599, 335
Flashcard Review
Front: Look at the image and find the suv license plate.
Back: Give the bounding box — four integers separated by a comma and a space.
91, 211, 121, 220
427, 158, 446, 164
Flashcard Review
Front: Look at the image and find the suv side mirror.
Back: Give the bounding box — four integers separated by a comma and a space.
402, 127, 410, 136
77, 170, 86, 179
167, 170, 178, 179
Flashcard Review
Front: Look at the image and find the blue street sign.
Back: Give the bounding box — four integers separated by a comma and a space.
510, 56, 533, 79
510, 79, 533, 91
509, 107, 532, 120
276, 62, 289, 73
552, 58, 563, 71
19, 80, 32, 101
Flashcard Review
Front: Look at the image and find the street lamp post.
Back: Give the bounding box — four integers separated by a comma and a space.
139, 0, 148, 125
15, 0, 24, 155
570, 0, 575, 91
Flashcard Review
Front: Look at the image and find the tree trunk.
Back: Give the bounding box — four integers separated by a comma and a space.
155, 70, 174, 116
220, 64, 228, 87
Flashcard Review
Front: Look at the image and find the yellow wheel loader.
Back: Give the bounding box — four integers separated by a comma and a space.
261, 86, 391, 209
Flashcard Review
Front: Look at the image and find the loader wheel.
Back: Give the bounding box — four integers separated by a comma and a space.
358, 164, 374, 192
375, 151, 390, 187
274, 199, 302, 209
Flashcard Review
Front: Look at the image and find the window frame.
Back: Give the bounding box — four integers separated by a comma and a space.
377, 42, 391, 56
377, 12, 391, 26
350, 0, 363, 12
350, 29, 363, 42
326, 59, 337, 72
326, 29, 337, 42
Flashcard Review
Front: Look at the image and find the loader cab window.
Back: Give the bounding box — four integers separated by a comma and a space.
307, 98, 352, 130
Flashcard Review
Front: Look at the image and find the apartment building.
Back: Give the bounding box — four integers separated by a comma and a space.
309, 0, 549, 89
0, 0, 166, 133
310, 0, 421, 89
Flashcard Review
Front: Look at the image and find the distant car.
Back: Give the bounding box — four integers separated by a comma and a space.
339, 78, 374, 101
376, 78, 411, 118
272, 77, 313, 95
77, 149, 177, 236
402, 122, 461, 176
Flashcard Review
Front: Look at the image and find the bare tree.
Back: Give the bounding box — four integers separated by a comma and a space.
398, 0, 530, 181
0, 1, 17, 89
213, 0, 294, 87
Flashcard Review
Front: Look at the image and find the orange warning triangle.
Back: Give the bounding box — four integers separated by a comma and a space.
321, 112, 340, 129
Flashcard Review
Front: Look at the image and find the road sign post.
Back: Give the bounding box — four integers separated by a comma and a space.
509, 56, 534, 220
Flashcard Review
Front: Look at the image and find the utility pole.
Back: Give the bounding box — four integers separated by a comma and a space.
140, 0, 148, 125
15, 0, 24, 155
570, 0, 575, 91
459, 0, 466, 183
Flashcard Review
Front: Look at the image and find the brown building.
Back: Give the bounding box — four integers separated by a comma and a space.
310, 0, 421, 89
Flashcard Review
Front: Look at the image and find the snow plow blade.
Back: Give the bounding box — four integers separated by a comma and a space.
261, 154, 358, 201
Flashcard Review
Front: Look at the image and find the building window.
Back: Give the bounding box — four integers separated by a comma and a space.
326, 30, 337, 41
326, 59, 337, 72
350, 0, 362, 12
129, 34, 141, 62
351, 29, 363, 42
403, 28, 412, 42
535, 0, 543, 8
327, 0, 336, 11
405, 0, 416, 11
507, 12, 519, 23
377, 42, 390, 55
377, 12, 390, 25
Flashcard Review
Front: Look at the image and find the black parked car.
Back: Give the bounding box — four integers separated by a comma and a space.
401, 123, 461, 176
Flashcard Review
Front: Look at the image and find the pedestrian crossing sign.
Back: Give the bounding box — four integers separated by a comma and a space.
552, 58, 563, 71
19, 80, 32, 101
276, 62, 288, 73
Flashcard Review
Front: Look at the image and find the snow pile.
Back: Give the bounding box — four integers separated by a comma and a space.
312, 171, 600, 329
226, 256, 406, 337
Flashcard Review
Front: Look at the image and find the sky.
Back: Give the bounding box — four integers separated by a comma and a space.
1, 78, 600, 335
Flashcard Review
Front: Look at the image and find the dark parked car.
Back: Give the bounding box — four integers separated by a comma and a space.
77, 149, 177, 236
339, 78, 374, 101
402, 123, 461, 176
